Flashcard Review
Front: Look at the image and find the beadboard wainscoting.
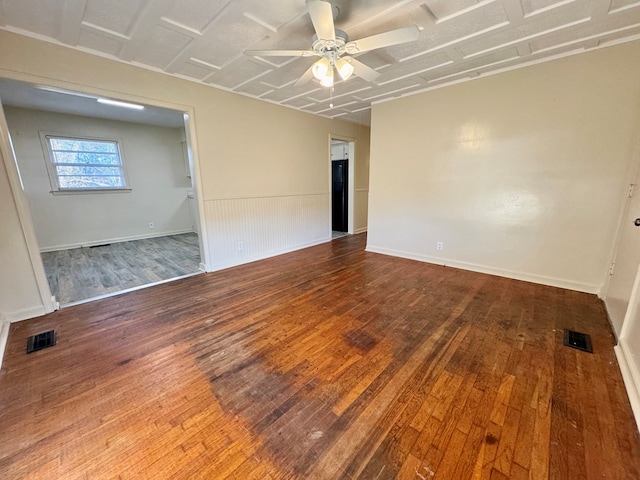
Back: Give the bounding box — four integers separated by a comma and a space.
204, 194, 331, 271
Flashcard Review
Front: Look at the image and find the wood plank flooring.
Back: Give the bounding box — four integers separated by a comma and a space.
41, 233, 201, 305
1, 233, 638, 479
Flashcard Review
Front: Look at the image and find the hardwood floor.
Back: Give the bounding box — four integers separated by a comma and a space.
41, 233, 201, 305
1, 234, 638, 479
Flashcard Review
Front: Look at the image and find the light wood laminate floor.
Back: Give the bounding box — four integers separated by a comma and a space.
41, 232, 200, 305
1, 234, 638, 478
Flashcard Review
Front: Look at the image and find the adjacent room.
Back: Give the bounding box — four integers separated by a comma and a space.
1, 0, 640, 478
0, 79, 203, 305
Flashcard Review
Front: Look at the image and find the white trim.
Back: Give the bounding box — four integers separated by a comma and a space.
38, 132, 129, 193
365, 245, 601, 294
0, 315, 10, 370
209, 237, 330, 273
0, 98, 55, 314
4, 305, 48, 323
615, 343, 640, 432
603, 301, 620, 343
49, 188, 132, 196
354, 227, 368, 234
612, 264, 640, 431
183, 112, 210, 273
38, 228, 195, 252
601, 133, 640, 302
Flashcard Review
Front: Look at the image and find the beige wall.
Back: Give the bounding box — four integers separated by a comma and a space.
355, 127, 370, 233
6, 107, 192, 251
0, 30, 370, 320
367, 41, 640, 293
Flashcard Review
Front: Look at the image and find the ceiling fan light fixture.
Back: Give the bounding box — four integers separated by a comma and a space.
336, 57, 354, 81
312, 57, 331, 80
320, 67, 334, 87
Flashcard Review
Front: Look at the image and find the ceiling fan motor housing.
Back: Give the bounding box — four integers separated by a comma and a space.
312, 29, 348, 61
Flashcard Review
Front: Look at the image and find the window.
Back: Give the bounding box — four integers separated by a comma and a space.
43, 135, 128, 192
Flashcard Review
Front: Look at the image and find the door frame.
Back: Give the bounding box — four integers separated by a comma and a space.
0, 97, 55, 314
0, 76, 210, 314
614, 262, 640, 430
601, 133, 640, 331
329, 134, 355, 235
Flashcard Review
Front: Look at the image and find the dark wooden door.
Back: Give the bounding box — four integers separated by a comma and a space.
332, 160, 348, 232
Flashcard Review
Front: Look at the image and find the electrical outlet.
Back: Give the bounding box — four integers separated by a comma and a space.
238, 241, 244, 251
148, 222, 155, 229
436, 241, 443, 251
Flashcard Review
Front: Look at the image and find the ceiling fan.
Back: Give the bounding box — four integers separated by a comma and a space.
245, 0, 421, 88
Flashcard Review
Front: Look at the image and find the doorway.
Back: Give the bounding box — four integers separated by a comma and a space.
604, 150, 640, 337
332, 159, 348, 233
0, 78, 207, 308
331, 138, 355, 238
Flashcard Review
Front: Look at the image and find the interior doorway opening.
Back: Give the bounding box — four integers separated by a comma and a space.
0, 77, 206, 308
331, 137, 355, 239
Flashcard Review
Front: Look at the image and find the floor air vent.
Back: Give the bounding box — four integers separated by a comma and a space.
563, 329, 593, 353
27, 330, 57, 354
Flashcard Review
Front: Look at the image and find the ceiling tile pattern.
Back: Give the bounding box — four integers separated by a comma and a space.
1, 0, 639, 124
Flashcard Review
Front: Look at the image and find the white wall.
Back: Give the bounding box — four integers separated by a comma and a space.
0, 30, 370, 320
367, 41, 640, 294
332, 141, 348, 160
5, 107, 192, 251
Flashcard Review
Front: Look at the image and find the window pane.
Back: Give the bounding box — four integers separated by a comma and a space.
52, 152, 121, 165
58, 175, 126, 189
47, 136, 126, 190
56, 165, 122, 176
50, 139, 117, 153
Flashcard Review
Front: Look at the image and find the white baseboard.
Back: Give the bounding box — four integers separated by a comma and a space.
208, 237, 331, 273
365, 245, 601, 294
4, 305, 48, 323
354, 227, 368, 234
615, 343, 640, 432
0, 316, 9, 371
603, 300, 621, 343
39, 229, 195, 253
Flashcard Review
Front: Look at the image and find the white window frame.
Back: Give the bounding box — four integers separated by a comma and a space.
39, 132, 131, 194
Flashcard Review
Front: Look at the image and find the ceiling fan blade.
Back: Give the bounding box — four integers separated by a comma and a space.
307, 0, 336, 42
348, 57, 380, 83
245, 49, 316, 57
294, 64, 316, 87
345, 26, 420, 54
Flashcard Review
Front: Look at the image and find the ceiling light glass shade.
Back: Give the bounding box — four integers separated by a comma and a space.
320, 67, 334, 87
312, 58, 331, 80
336, 58, 355, 80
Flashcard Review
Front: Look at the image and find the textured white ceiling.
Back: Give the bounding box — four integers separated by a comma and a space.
1, 0, 639, 125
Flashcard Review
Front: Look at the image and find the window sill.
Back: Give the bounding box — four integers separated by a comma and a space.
50, 188, 132, 196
